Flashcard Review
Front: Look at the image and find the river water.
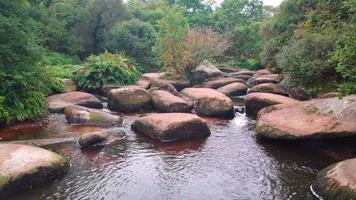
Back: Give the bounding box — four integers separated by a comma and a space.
1, 101, 355, 200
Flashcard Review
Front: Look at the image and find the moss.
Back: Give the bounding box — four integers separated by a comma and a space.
0, 175, 10, 190
304, 106, 320, 115
89, 113, 104, 121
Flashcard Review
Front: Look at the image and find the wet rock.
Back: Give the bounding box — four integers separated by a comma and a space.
79, 128, 126, 148
61, 79, 77, 92
108, 86, 151, 112
47, 92, 103, 113
151, 90, 192, 113
256, 95, 356, 139
198, 77, 245, 89
247, 74, 283, 87
64, 105, 122, 127
0, 144, 69, 196
131, 113, 211, 142
149, 79, 178, 95
190, 60, 223, 85
313, 158, 356, 200
180, 88, 234, 118
245, 93, 298, 118
248, 83, 289, 96
217, 82, 248, 97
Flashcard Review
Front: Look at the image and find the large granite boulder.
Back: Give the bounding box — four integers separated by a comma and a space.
245, 93, 299, 118
149, 79, 178, 95
247, 83, 289, 96
0, 144, 69, 196
136, 79, 151, 89
131, 113, 211, 142
151, 90, 192, 113
165, 80, 190, 91
79, 128, 126, 148
198, 77, 245, 89
47, 92, 103, 113
235, 70, 256, 76
108, 86, 151, 112
217, 82, 248, 97
247, 74, 283, 87
190, 60, 223, 85
255, 69, 271, 76
64, 105, 122, 127
256, 95, 356, 139
180, 88, 234, 118
313, 158, 356, 200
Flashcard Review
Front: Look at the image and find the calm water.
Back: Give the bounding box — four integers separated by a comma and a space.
1, 103, 355, 200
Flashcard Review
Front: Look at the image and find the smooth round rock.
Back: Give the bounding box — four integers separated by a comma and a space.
217, 82, 248, 97
245, 93, 299, 118
151, 90, 192, 113
47, 92, 103, 113
180, 88, 234, 118
0, 144, 69, 196
248, 83, 289, 96
108, 86, 151, 112
256, 95, 356, 139
198, 77, 245, 89
131, 113, 211, 142
313, 158, 356, 200
79, 128, 126, 148
247, 74, 283, 87
190, 60, 223, 85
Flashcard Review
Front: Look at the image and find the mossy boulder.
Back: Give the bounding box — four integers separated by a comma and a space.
0, 144, 69, 197
47, 91, 103, 113
131, 113, 211, 142
180, 88, 234, 118
64, 105, 122, 127
245, 93, 299, 118
108, 86, 152, 112
189, 60, 223, 85
217, 82, 248, 97
79, 128, 126, 148
312, 158, 356, 200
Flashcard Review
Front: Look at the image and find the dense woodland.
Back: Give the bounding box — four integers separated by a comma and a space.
0, 0, 355, 124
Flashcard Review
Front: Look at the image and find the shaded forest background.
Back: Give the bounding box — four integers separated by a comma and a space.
0, 0, 355, 124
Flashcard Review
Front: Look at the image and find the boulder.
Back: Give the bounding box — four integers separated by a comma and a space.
247, 74, 283, 86
165, 80, 190, 91
190, 60, 223, 85
245, 93, 299, 118
217, 82, 248, 97
131, 113, 211, 142
256, 95, 356, 139
100, 85, 121, 97
141, 73, 163, 81
108, 86, 151, 112
231, 74, 252, 81
47, 92, 103, 113
255, 69, 271, 76
61, 79, 77, 92
316, 92, 340, 99
313, 158, 356, 200
180, 88, 234, 118
149, 79, 178, 95
64, 105, 122, 127
0, 144, 68, 196
248, 83, 289, 96
151, 90, 192, 113
136, 79, 151, 89
79, 128, 126, 148
235, 70, 256, 76
219, 67, 240, 73
198, 77, 245, 89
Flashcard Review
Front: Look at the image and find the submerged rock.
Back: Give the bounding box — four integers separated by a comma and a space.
198, 77, 245, 89
0, 144, 69, 196
151, 90, 192, 113
313, 158, 356, 200
108, 86, 151, 112
245, 93, 298, 118
256, 95, 356, 139
180, 88, 234, 118
190, 60, 223, 85
79, 128, 126, 148
248, 83, 289, 96
131, 113, 211, 142
217, 82, 248, 97
64, 105, 122, 127
47, 92, 103, 113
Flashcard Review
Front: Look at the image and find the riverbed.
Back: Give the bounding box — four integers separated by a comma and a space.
1, 101, 355, 200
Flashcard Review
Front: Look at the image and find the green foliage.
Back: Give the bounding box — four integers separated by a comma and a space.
109, 19, 159, 71
40, 51, 81, 66
46, 64, 81, 79
73, 52, 141, 89
276, 31, 336, 96
234, 58, 261, 70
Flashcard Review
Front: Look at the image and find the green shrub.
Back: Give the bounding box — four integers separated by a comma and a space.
109, 19, 159, 71
276, 30, 336, 96
233, 58, 261, 70
46, 64, 81, 79
40, 51, 81, 66
73, 52, 141, 89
